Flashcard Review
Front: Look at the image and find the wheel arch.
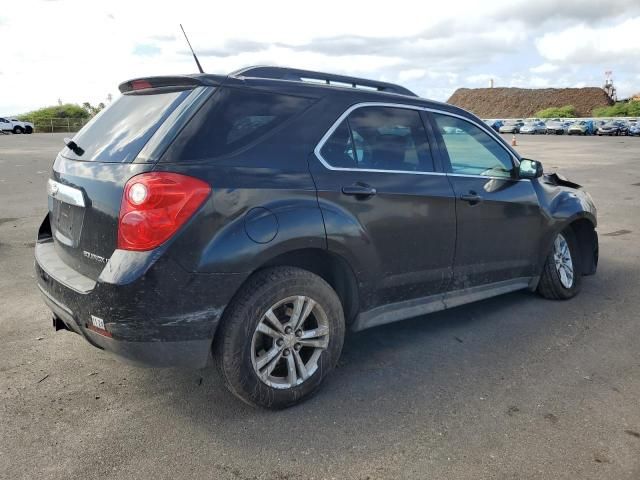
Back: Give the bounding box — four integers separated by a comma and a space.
255, 248, 360, 325
213, 248, 360, 345
567, 217, 598, 276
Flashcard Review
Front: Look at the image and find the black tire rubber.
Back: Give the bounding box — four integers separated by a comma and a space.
25, 126, 33, 134
12, 126, 23, 134
537, 228, 582, 300
214, 266, 345, 409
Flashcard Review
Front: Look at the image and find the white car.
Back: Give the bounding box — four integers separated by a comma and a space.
0, 117, 34, 134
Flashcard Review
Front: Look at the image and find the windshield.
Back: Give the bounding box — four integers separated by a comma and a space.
62, 89, 192, 162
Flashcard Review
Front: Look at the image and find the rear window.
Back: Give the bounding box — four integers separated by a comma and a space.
164, 88, 313, 161
62, 89, 192, 162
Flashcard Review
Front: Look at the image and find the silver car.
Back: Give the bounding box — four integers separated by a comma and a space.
519, 121, 546, 134
546, 121, 570, 135
499, 120, 524, 134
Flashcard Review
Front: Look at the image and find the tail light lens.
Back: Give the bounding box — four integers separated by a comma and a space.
118, 172, 211, 251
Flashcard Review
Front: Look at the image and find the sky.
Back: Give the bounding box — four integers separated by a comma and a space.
1, 0, 640, 115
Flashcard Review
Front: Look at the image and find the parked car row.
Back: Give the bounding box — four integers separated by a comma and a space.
0, 117, 34, 134
484, 118, 639, 136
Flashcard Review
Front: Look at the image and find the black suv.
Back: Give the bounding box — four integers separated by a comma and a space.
35, 66, 598, 408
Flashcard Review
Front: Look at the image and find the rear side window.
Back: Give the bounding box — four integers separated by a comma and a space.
319, 120, 356, 168
320, 106, 434, 173
62, 90, 192, 163
166, 88, 313, 161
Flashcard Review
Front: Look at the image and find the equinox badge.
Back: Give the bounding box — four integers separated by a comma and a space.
83, 251, 108, 264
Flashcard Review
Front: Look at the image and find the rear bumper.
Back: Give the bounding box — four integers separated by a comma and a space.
35, 238, 246, 368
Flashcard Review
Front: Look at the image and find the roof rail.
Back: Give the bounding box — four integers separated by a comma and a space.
231, 66, 418, 97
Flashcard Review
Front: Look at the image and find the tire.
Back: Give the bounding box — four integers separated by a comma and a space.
538, 228, 582, 300
214, 266, 345, 409
12, 126, 24, 134
25, 126, 33, 134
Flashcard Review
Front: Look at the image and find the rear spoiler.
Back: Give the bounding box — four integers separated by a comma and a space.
118, 74, 226, 93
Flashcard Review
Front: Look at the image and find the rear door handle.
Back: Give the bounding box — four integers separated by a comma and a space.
342, 185, 377, 197
460, 193, 483, 204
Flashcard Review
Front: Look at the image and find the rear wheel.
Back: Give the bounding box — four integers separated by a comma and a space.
12, 126, 24, 134
214, 267, 345, 409
538, 229, 582, 299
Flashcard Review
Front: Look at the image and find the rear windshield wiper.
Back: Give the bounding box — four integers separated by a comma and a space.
63, 137, 85, 156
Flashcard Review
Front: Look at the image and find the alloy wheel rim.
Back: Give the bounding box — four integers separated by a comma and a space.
553, 234, 574, 289
251, 296, 330, 389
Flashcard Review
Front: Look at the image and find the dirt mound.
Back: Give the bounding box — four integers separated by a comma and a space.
447, 87, 613, 118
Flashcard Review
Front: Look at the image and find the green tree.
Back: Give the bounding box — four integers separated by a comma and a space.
535, 105, 577, 118
593, 101, 640, 117
17, 104, 90, 122
81, 102, 106, 116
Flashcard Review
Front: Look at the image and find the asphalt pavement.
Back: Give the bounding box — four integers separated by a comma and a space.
1, 133, 639, 479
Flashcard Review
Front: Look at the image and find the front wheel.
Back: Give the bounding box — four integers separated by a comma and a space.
538, 230, 582, 300
12, 126, 24, 134
214, 267, 345, 409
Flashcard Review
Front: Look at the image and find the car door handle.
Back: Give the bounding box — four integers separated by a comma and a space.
342, 185, 377, 197
460, 192, 483, 204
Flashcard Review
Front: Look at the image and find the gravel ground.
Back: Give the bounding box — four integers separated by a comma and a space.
1, 133, 639, 479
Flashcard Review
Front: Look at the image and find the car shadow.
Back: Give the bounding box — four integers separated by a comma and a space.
127, 248, 626, 466
131, 290, 576, 442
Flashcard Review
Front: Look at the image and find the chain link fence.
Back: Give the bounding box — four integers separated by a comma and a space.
22, 118, 91, 133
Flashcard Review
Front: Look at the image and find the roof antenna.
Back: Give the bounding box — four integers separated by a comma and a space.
180, 24, 204, 73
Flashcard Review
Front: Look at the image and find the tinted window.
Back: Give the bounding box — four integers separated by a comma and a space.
62, 89, 192, 162
347, 107, 434, 172
432, 113, 513, 177
168, 88, 313, 161
319, 120, 356, 168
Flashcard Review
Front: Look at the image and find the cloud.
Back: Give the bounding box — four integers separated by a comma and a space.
132, 43, 161, 56
530, 63, 559, 74
496, 0, 640, 26
194, 39, 267, 57
279, 27, 525, 64
149, 34, 176, 42
466, 74, 495, 86
397, 69, 428, 82
1, 0, 640, 114
536, 18, 640, 64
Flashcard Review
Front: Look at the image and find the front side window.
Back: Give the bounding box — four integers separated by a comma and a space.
432, 113, 514, 178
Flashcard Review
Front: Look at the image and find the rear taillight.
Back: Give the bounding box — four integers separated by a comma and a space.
117, 172, 211, 251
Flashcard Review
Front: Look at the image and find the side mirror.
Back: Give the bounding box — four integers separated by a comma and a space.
518, 158, 543, 179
